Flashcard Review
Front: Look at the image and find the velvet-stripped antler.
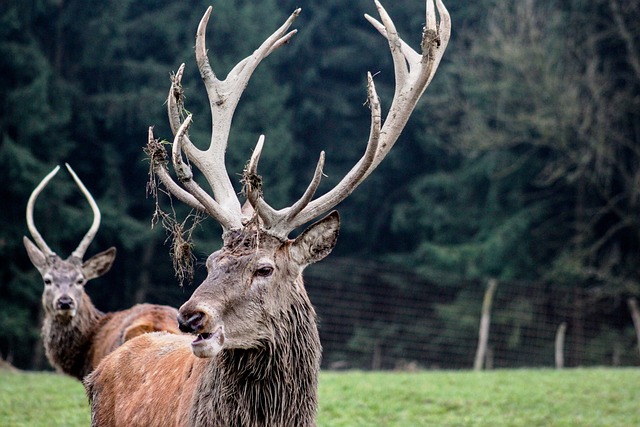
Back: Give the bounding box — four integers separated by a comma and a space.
246, 0, 451, 238
149, 6, 300, 233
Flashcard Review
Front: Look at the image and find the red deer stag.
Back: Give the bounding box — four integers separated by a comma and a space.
86, 0, 450, 425
23, 163, 181, 380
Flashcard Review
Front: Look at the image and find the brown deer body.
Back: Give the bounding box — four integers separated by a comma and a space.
24, 164, 180, 380
86, 1, 450, 425
88, 220, 335, 426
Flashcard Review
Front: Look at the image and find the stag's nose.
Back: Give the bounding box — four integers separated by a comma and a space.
56, 296, 74, 310
178, 311, 205, 334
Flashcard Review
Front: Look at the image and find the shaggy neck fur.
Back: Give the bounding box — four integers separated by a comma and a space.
42, 293, 105, 379
188, 286, 321, 427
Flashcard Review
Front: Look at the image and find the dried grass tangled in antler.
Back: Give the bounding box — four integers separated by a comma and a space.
170, 69, 191, 123
145, 134, 200, 286
164, 212, 200, 287
240, 161, 263, 200
142, 69, 203, 286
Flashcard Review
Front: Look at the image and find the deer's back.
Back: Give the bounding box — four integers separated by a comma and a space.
89, 304, 180, 372
86, 332, 200, 427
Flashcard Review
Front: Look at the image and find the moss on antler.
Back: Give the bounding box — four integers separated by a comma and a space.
145, 135, 201, 286
166, 213, 199, 287
240, 161, 263, 199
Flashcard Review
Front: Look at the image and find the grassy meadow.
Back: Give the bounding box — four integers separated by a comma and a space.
0, 367, 638, 426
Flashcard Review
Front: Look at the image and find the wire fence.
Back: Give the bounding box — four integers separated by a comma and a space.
305, 257, 640, 370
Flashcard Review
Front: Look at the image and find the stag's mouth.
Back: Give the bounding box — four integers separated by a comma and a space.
191, 326, 225, 358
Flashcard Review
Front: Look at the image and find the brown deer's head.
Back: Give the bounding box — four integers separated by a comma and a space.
150, 0, 450, 358
23, 164, 116, 320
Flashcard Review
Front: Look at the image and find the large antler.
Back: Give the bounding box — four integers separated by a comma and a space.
247, 0, 451, 238
148, 6, 300, 233
26, 164, 102, 259
151, 0, 450, 239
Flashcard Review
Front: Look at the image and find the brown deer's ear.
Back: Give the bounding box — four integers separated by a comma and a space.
23, 236, 48, 273
291, 211, 340, 267
82, 247, 117, 281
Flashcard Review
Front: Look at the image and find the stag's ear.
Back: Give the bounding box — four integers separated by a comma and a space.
23, 236, 48, 273
82, 247, 117, 280
291, 211, 340, 267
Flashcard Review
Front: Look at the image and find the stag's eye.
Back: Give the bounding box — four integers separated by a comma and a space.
254, 265, 274, 278
43, 278, 52, 286
75, 278, 85, 286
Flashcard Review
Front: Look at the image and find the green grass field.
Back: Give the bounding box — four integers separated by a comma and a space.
0, 368, 638, 426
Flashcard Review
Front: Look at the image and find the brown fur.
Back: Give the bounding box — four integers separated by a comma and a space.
88, 304, 181, 375
42, 298, 180, 380
86, 213, 340, 427
25, 238, 180, 380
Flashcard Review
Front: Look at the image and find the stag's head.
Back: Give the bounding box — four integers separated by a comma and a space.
177, 214, 338, 357
23, 164, 116, 320
152, 0, 450, 358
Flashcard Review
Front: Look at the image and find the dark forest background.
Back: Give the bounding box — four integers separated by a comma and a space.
1, 0, 639, 370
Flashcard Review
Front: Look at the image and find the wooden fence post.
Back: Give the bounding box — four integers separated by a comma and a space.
474, 278, 498, 371
555, 322, 567, 369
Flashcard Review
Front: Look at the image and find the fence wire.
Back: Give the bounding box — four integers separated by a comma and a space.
305, 257, 640, 370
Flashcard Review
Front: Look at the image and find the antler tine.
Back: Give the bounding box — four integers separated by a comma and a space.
167, 63, 186, 137
251, 0, 450, 239
365, 1, 411, 89
65, 164, 101, 260
244, 135, 266, 205
195, 7, 300, 121
246, 136, 327, 229
26, 165, 60, 256
171, 115, 241, 230
277, 151, 326, 222
147, 126, 208, 213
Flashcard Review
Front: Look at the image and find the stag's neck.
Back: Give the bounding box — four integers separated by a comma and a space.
42, 294, 105, 379
190, 294, 321, 427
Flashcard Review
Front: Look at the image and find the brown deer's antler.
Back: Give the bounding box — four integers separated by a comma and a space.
149, 6, 300, 233
26, 163, 102, 259
151, 0, 451, 239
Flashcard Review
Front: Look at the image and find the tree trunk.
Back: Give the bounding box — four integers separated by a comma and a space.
474, 278, 498, 371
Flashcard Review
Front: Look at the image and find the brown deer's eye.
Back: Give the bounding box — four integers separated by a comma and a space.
255, 266, 274, 278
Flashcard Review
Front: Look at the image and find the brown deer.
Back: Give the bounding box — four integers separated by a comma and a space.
85, 0, 450, 425
23, 163, 181, 380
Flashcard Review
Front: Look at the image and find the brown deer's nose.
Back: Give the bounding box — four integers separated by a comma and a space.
178, 311, 205, 334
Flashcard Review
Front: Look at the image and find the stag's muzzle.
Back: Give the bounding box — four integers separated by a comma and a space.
178, 305, 225, 358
